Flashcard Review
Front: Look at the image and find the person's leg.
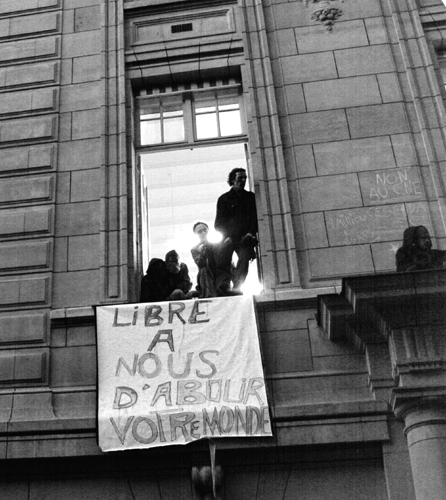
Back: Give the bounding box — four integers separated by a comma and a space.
215, 240, 234, 294
232, 245, 250, 291
168, 289, 186, 301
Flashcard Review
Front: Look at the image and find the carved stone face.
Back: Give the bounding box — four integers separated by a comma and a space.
416, 227, 432, 251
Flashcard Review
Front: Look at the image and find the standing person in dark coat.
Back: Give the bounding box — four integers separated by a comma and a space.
214, 168, 258, 293
396, 225, 446, 272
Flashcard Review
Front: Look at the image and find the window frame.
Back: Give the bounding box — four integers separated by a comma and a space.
136, 82, 247, 152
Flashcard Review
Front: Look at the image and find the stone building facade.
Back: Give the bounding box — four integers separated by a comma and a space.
0, 0, 446, 498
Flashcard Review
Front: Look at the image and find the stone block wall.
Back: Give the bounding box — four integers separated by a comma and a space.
0, 0, 103, 445
0, 0, 61, 393
263, 0, 446, 285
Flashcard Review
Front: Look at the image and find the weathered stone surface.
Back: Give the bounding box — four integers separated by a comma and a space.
74, 5, 100, 32
58, 139, 100, 171
309, 245, 374, 278
325, 205, 408, 246
0, 116, 57, 144
50, 345, 97, 386
335, 45, 395, 77
0, 145, 53, 176
72, 55, 101, 83
304, 76, 382, 112
261, 329, 313, 373
359, 167, 423, 206
314, 137, 396, 176
0, 89, 57, 117
0, 176, 53, 205
347, 103, 410, 138
365, 17, 388, 45
0, 0, 59, 15
61, 30, 100, 58
377, 73, 402, 103
60, 82, 100, 113
1, 62, 58, 89
299, 174, 362, 212
405, 201, 432, 228
0, 311, 47, 344
0, 276, 49, 307
289, 110, 349, 145
68, 234, 100, 271
303, 212, 328, 249
25, 207, 53, 234
0, 240, 51, 272
0, 37, 59, 63
282, 52, 337, 85
391, 134, 417, 167
55, 201, 100, 236
5, 12, 60, 38
13, 351, 46, 382
295, 20, 369, 54
52, 270, 99, 308
371, 241, 399, 272
71, 109, 101, 139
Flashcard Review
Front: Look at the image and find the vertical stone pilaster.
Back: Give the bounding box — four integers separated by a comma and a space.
385, 0, 446, 237
239, 0, 301, 293
100, 0, 128, 303
392, 393, 446, 500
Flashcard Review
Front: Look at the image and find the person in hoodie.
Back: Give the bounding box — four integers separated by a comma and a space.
396, 225, 446, 272
140, 258, 169, 302
140, 251, 194, 302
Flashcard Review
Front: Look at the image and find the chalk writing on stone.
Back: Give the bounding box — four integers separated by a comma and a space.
359, 167, 423, 206
326, 202, 429, 246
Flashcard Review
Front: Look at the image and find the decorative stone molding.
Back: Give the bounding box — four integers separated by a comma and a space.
300, 0, 344, 31
318, 269, 446, 394
319, 270, 446, 499
390, 325, 446, 383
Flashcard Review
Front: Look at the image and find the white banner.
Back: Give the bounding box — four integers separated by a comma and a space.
96, 296, 272, 452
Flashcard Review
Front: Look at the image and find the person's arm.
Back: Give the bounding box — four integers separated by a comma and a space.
191, 245, 207, 268
248, 191, 258, 237
176, 263, 192, 293
214, 194, 229, 239
396, 249, 416, 272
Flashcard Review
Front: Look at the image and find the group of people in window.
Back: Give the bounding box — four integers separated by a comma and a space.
140, 167, 258, 302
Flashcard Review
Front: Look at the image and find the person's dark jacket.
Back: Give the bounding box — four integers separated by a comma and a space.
214, 188, 258, 243
141, 259, 192, 302
140, 258, 169, 302
167, 262, 192, 295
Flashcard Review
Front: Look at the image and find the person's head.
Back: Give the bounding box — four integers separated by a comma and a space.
401, 225, 432, 252
165, 250, 181, 274
227, 168, 247, 192
193, 221, 209, 244
415, 226, 432, 252
146, 258, 166, 276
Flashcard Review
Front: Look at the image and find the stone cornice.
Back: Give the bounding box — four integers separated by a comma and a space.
318, 269, 446, 404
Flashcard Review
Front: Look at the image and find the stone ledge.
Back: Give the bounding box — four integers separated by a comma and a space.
273, 400, 389, 421
275, 414, 389, 446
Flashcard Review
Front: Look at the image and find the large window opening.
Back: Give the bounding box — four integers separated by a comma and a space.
140, 144, 262, 295
136, 77, 261, 295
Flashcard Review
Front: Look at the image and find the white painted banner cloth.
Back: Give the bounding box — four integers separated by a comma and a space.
96, 296, 272, 452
